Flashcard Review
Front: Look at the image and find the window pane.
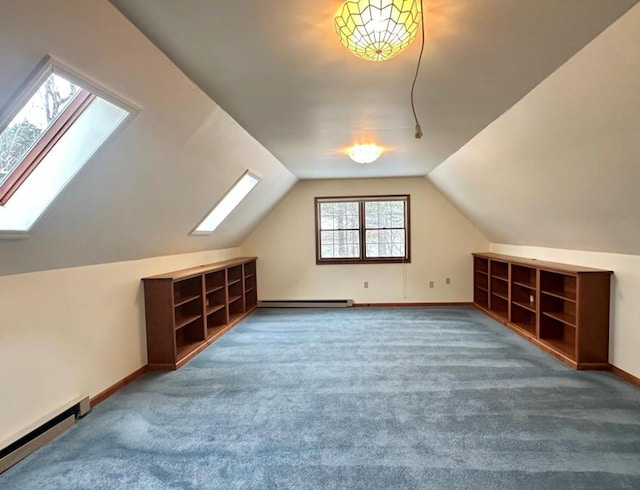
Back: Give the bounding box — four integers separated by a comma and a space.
0, 73, 80, 186
365, 202, 379, 228
319, 201, 359, 230
365, 200, 405, 229
320, 213, 334, 229
320, 230, 360, 258
365, 229, 405, 258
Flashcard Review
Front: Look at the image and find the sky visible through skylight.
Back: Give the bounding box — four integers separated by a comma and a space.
0, 73, 79, 186
0, 60, 132, 234
194, 172, 260, 233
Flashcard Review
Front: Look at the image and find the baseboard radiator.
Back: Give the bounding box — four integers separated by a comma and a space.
258, 299, 353, 308
0, 396, 91, 474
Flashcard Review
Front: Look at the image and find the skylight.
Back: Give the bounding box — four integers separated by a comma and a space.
192, 171, 260, 234
0, 57, 135, 235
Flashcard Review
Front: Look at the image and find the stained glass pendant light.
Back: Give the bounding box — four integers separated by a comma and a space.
334, 0, 422, 61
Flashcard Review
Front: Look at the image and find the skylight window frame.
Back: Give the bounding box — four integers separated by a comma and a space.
191, 170, 261, 235
0, 56, 139, 237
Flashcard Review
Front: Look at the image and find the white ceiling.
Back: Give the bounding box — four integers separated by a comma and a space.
109, 0, 637, 179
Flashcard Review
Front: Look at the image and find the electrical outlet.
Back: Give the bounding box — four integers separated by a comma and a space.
445, 277, 451, 285
364, 281, 369, 289
429, 281, 434, 288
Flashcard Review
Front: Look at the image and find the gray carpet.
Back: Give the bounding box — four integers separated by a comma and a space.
2, 306, 640, 489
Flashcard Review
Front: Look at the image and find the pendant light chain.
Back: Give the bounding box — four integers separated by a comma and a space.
411, 0, 425, 139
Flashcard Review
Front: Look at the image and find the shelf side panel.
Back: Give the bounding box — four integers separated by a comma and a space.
576, 272, 612, 364
143, 279, 177, 364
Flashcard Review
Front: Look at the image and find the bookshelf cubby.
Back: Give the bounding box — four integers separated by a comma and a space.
489, 259, 509, 318
244, 260, 257, 310
473, 256, 489, 309
142, 257, 258, 370
472, 253, 612, 370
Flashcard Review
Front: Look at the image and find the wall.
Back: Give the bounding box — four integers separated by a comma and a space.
241, 177, 489, 303
428, 2, 640, 255
491, 244, 640, 379
0, 247, 241, 446
0, 0, 296, 276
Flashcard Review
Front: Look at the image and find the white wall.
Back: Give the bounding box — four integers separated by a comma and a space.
428, 3, 640, 255
491, 244, 640, 379
242, 177, 489, 303
0, 247, 242, 446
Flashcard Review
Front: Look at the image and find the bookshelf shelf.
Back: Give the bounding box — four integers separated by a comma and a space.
175, 314, 202, 331
542, 311, 576, 327
512, 300, 536, 314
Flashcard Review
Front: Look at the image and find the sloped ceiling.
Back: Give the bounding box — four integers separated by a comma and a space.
0, 0, 296, 276
2, 1, 639, 276
429, 3, 640, 255
109, 0, 637, 179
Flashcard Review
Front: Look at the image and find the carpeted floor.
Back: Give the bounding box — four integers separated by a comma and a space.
2, 306, 640, 489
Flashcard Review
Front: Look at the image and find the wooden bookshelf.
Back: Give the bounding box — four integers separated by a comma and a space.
472, 253, 612, 370
142, 257, 258, 370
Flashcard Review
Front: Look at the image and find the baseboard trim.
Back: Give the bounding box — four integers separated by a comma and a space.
90, 365, 148, 408
610, 365, 640, 387
353, 302, 473, 307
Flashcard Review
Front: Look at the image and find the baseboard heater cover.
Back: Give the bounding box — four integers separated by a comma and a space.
0, 396, 90, 474
258, 299, 353, 308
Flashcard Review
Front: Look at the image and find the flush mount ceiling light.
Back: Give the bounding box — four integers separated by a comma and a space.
334, 0, 422, 62
347, 143, 383, 164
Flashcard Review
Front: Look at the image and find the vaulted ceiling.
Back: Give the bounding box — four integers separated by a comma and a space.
1, 0, 638, 276
109, 0, 637, 179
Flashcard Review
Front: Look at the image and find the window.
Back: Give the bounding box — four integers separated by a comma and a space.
315, 195, 410, 264
192, 170, 260, 234
0, 57, 135, 235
